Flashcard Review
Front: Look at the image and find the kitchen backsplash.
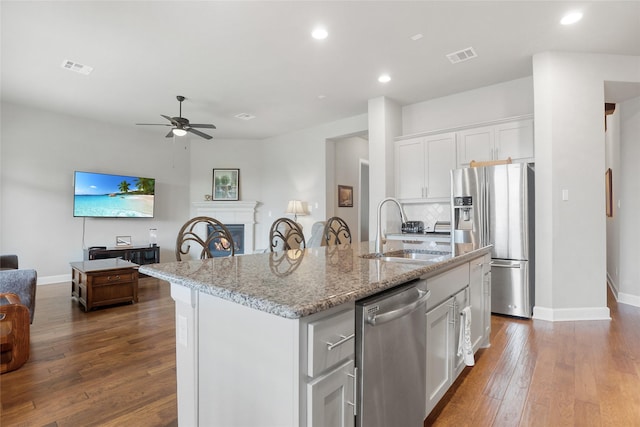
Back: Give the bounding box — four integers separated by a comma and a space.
402, 203, 451, 231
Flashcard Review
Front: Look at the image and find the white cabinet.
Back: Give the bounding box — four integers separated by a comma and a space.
304, 308, 356, 427
425, 298, 454, 415
424, 263, 470, 416
395, 132, 456, 201
469, 253, 492, 352
307, 359, 355, 427
457, 118, 534, 167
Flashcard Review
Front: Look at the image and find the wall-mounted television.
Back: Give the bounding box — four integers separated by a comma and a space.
73, 171, 155, 218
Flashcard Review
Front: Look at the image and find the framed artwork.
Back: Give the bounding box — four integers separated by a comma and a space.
213, 169, 239, 201
605, 168, 613, 217
338, 185, 353, 207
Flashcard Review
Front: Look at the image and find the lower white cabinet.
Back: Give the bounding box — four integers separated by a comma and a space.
303, 307, 356, 427
307, 359, 355, 427
425, 287, 469, 416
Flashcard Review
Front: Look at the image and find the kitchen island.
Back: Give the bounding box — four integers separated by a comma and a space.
140, 241, 492, 426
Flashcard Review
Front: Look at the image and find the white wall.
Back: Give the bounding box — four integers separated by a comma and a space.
189, 138, 264, 208
331, 136, 368, 238
533, 52, 640, 321
1, 102, 190, 282
617, 97, 640, 306
402, 76, 534, 135
256, 114, 368, 250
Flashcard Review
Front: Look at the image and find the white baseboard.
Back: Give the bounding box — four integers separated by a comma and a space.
533, 305, 611, 322
37, 274, 71, 285
618, 292, 640, 308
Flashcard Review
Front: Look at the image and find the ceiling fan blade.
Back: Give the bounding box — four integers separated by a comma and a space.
136, 123, 171, 126
165, 130, 174, 138
160, 114, 179, 125
188, 124, 217, 129
186, 127, 213, 140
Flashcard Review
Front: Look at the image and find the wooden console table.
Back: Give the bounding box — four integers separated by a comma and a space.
70, 259, 139, 311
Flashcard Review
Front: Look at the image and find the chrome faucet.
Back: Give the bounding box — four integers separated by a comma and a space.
375, 197, 408, 256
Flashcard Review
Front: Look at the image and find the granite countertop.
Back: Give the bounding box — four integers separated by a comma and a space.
139, 241, 491, 319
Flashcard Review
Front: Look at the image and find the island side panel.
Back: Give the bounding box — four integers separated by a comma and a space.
198, 291, 300, 427
171, 283, 200, 427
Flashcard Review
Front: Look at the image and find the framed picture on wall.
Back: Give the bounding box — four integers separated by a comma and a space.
338, 185, 353, 207
213, 169, 240, 201
605, 168, 613, 217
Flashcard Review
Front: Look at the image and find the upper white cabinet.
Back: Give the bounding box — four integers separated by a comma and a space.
395, 132, 456, 201
457, 118, 534, 167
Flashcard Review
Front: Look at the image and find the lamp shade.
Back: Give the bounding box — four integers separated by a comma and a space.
286, 200, 307, 221
173, 127, 187, 137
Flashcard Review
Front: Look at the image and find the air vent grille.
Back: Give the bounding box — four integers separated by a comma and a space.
234, 113, 256, 121
446, 47, 478, 64
61, 59, 93, 75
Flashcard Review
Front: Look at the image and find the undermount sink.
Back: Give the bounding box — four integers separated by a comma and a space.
361, 249, 451, 264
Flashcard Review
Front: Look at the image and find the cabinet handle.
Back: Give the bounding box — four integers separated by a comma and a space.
107, 275, 121, 281
326, 333, 355, 351
346, 366, 358, 416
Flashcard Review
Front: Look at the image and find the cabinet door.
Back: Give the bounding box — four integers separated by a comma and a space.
425, 299, 453, 416
452, 287, 469, 377
395, 137, 425, 199
307, 359, 355, 427
494, 119, 534, 162
468, 258, 485, 353
456, 126, 494, 167
483, 254, 492, 343
425, 132, 456, 200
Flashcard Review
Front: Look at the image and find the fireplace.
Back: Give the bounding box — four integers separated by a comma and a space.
193, 201, 257, 254
207, 224, 245, 257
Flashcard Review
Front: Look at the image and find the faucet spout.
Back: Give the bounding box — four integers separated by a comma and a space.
375, 197, 407, 256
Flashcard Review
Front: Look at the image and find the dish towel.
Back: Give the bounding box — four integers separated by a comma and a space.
457, 306, 475, 366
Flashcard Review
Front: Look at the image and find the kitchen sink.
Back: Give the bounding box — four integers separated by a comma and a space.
361, 249, 451, 264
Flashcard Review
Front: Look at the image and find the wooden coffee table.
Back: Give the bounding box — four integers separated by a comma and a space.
70, 258, 139, 311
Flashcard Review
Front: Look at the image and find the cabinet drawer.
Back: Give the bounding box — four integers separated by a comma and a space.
307, 309, 355, 377
93, 270, 137, 286
426, 263, 470, 310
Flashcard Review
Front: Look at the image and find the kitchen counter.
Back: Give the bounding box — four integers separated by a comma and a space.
139, 241, 489, 319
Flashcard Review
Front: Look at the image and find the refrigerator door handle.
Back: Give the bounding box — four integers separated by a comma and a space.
490, 260, 522, 268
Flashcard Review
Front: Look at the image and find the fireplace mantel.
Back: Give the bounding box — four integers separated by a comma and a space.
192, 201, 258, 254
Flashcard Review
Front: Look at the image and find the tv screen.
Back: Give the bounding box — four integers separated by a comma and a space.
73, 171, 155, 218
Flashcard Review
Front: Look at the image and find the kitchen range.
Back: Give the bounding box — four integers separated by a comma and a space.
140, 239, 492, 427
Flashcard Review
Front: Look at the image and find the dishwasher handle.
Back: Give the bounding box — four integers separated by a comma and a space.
366, 289, 431, 326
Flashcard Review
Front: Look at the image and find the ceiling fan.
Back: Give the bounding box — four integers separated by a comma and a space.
136, 95, 216, 140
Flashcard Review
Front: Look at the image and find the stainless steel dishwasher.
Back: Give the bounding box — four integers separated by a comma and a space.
355, 279, 430, 427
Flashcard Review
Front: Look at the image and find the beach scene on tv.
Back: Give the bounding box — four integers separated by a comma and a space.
74, 172, 155, 217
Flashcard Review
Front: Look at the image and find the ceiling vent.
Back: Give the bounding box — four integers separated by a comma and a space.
446, 47, 478, 64
61, 59, 93, 75
234, 113, 256, 121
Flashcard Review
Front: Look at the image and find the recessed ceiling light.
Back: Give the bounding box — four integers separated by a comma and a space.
311, 27, 328, 40
378, 74, 391, 83
561, 11, 583, 25
410, 33, 424, 41
318, 95, 326, 99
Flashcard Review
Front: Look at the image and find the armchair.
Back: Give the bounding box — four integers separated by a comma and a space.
0, 269, 37, 324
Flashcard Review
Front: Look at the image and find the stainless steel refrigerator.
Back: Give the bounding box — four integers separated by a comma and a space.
451, 163, 535, 318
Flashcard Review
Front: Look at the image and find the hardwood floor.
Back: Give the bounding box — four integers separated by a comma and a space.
0, 278, 177, 427
2, 280, 639, 426
426, 288, 640, 426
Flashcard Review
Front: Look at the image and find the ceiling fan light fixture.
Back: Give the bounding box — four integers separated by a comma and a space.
172, 128, 187, 137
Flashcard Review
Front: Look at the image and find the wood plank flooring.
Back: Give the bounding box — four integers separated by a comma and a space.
426, 288, 640, 426
0, 278, 177, 427
2, 280, 639, 426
